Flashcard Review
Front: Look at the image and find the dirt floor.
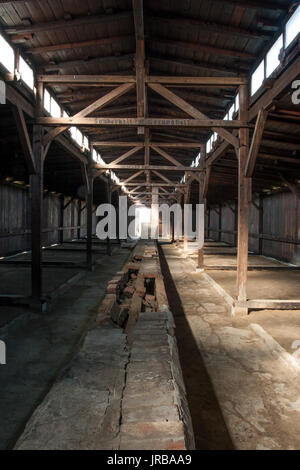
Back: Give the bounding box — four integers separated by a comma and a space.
161, 242, 300, 450
0, 245, 131, 450
183, 240, 300, 372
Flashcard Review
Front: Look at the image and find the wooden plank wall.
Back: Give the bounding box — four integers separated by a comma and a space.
208, 208, 220, 240
0, 183, 97, 257
207, 191, 299, 264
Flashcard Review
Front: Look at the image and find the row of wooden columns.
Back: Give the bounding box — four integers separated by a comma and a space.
181, 83, 250, 314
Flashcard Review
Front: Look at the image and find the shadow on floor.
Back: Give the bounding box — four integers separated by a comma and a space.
158, 242, 234, 450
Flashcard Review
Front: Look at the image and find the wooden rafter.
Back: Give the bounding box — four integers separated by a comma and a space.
43, 83, 135, 145
151, 145, 184, 168
27, 35, 134, 55
148, 83, 240, 148
107, 146, 143, 167
245, 108, 268, 177
12, 105, 36, 174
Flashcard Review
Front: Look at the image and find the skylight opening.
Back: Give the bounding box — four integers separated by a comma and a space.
50, 97, 61, 118
228, 104, 235, 120
251, 60, 264, 96
286, 5, 300, 48
19, 57, 34, 90
43, 89, 51, 113
266, 34, 283, 78
0, 34, 14, 74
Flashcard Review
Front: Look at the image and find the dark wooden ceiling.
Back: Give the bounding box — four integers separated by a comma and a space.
0, 0, 299, 205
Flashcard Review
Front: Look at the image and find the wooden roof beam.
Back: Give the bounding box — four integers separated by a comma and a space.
5, 11, 132, 36
43, 83, 135, 145
150, 37, 254, 59
146, 13, 272, 40
26, 35, 134, 55
37, 117, 249, 128
245, 108, 268, 177
149, 83, 240, 148
12, 105, 36, 174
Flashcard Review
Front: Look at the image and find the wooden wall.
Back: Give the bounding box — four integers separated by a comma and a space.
0, 183, 97, 257
207, 190, 299, 265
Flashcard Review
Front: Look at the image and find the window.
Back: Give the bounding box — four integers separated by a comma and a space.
251, 60, 264, 95
228, 104, 235, 120
235, 94, 239, 113
266, 34, 283, 77
19, 57, 34, 90
76, 129, 83, 147
44, 89, 51, 113
0, 34, 14, 74
286, 5, 300, 47
70, 126, 77, 141
83, 136, 89, 150
50, 97, 61, 118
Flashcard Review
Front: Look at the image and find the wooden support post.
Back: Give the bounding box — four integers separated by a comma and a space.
30, 124, 44, 302
235, 81, 250, 315
86, 169, 94, 269
218, 204, 222, 242
184, 172, 191, 251
77, 200, 81, 240
234, 202, 238, 247
258, 195, 264, 255
106, 179, 112, 256
59, 195, 64, 244
30, 80, 44, 304
198, 144, 206, 268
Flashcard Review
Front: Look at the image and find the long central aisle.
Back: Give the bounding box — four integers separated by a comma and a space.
159, 243, 300, 451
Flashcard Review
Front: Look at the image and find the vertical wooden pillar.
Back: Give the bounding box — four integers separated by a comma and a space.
31, 81, 44, 302
77, 200, 81, 240
234, 202, 238, 247
218, 204, 222, 242
106, 179, 112, 256
59, 195, 64, 244
198, 145, 206, 268
236, 81, 250, 314
258, 195, 264, 255
184, 172, 191, 251
86, 170, 94, 269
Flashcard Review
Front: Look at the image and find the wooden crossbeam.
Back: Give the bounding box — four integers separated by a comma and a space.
43, 83, 135, 145
95, 164, 204, 171
151, 145, 184, 168
149, 83, 240, 148
146, 76, 248, 86
38, 117, 248, 128
37, 74, 136, 84
245, 108, 268, 177
93, 141, 202, 148
37, 74, 247, 86
12, 105, 36, 174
